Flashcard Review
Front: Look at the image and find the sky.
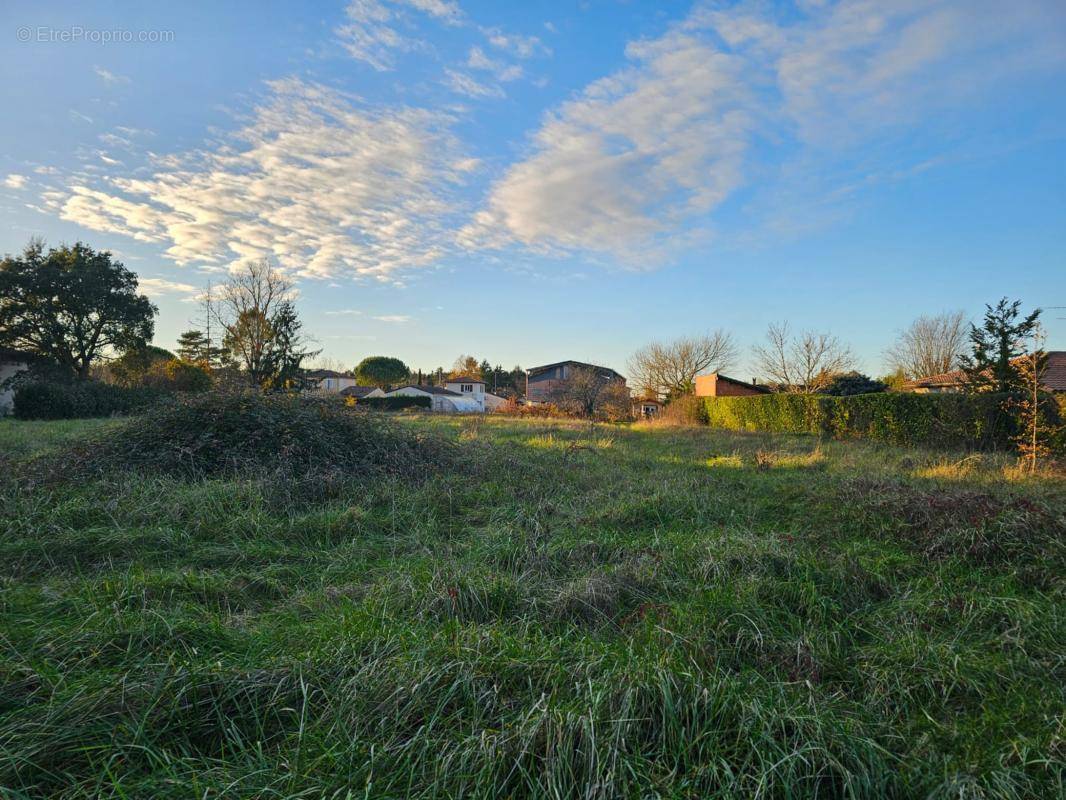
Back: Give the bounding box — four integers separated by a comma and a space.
1, 0, 1064, 379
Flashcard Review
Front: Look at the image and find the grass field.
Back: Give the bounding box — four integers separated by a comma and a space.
1, 414, 1063, 798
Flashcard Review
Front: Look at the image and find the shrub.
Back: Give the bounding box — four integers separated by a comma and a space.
657, 394, 708, 426
41, 391, 453, 480
355, 395, 431, 411
821, 371, 887, 396
142, 359, 213, 392
704, 392, 1019, 450
13, 380, 163, 420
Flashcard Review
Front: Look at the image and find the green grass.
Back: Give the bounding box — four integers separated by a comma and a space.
1, 415, 1063, 798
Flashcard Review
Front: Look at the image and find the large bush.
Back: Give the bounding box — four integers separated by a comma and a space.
43, 391, 453, 479
13, 380, 163, 420
703, 392, 1021, 450
355, 395, 431, 411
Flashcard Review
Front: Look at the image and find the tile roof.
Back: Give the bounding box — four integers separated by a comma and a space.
903, 351, 1066, 392
339, 385, 379, 397
304, 368, 348, 379
390, 384, 462, 397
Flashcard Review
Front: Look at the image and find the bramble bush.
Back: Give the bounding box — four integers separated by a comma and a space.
703, 392, 1027, 451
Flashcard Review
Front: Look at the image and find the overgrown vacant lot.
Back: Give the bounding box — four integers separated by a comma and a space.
1, 413, 1064, 798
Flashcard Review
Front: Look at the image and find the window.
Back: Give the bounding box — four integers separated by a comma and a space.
461, 384, 472, 393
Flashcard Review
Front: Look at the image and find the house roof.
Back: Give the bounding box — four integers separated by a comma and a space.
708, 372, 772, 393
446, 375, 485, 384
340, 385, 379, 398
390, 384, 462, 397
304, 368, 348, 379
903, 351, 1066, 392
527, 360, 624, 381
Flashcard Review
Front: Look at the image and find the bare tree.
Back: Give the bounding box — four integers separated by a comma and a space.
550, 365, 626, 418
753, 322, 854, 393
214, 259, 316, 389
885, 311, 967, 379
627, 330, 738, 400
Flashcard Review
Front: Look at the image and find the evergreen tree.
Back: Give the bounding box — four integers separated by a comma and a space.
959, 298, 1041, 393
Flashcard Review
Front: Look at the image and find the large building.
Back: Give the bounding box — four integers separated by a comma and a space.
525, 361, 625, 404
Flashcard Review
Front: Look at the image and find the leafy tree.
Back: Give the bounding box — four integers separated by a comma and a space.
959, 298, 1041, 393
0, 239, 156, 379
108, 345, 175, 387
142, 359, 213, 392
354, 356, 409, 389
821, 371, 887, 396
450, 355, 481, 378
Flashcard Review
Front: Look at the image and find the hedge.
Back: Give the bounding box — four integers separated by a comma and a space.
354, 395, 432, 411
703, 392, 1021, 451
14, 381, 164, 420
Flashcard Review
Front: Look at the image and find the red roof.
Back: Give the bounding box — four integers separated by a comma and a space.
904, 351, 1066, 392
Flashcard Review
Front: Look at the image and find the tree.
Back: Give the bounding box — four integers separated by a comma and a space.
885, 311, 967, 380
550, 365, 626, 418
821, 371, 887, 396
959, 298, 1042, 393
176, 329, 228, 368
354, 356, 409, 389
260, 301, 319, 391
0, 240, 156, 379
628, 331, 737, 400
108, 345, 175, 387
450, 354, 481, 378
214, 260, 317, 390
142, 359, 213, 392
752, 322, 854, 393
1009, 324, 1055, 473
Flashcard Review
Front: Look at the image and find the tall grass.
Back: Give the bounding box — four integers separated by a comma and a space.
0, 415, 1063, 797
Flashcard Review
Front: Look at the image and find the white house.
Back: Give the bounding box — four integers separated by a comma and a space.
0, 349, 31, 416
304, 369, 359, 393
340, 385, 385, 400
386, 383, 482, 413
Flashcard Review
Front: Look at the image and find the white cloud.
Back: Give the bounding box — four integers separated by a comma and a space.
324, 308, 364, 315
482, 28, 549, 59
335, 0, 464, 70
372, 314, 411, 322
443, 67, 504, 98
94, 66, 131, 85
54, 78, 470, 282
4, 174, 27, 190
467, 46, 523, 82
462, 30, 752, 262
465, 0, 1066, 262
137, 277, 201, 300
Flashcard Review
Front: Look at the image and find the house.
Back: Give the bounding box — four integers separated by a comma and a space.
386, 384, 483, 413
632, 397, 663, 418
439, 375, 510, 411
903, 351, 1066, 393
0, 348, 32, 416
525, 361, 626, 404
694, 372, 771, 397
304, 368, 358, 393
340, 385, 385, 400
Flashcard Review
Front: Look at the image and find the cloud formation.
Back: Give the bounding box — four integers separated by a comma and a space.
465, 0, 1065, 261
137, 276, 201, 300
53, 79, 471, 281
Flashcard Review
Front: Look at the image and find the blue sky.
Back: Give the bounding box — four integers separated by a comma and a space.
1, 0, 1064, 378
